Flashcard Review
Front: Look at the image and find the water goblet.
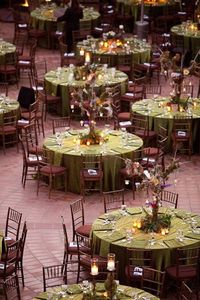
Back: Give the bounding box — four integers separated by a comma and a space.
176, 229, 184, 241
126, 229, 133, 243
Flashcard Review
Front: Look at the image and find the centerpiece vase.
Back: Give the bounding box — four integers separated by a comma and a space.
104, 271, 117, 300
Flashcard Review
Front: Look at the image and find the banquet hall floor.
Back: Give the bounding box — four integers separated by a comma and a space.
0, 18, 200, 299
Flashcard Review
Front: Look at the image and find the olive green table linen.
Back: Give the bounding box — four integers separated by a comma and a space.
0, 39, 16, 65
30, 6, 100, 48
0, 97, 19, 125
92, 207, 200, 282
76, 37, 151, 67
131, 97, 200, 151
33, 283, 159, 299
171, 23, 200, 57
45, 68, 128, 116
116, 0, 179, 21
43, 130, 143, 193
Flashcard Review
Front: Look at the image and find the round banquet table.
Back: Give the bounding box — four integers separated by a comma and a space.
0, 96, 19, 125
171, 23, 200, 57
116, 0, 180, 21
76, 36, 151, 67
0, 39, 16, 65
30, 5, 100, 48
92, 207, 200, 283
131, 96, 200, 152
43, 130, 143, 194
33, 283, 159, 299
44, 67, 128, 116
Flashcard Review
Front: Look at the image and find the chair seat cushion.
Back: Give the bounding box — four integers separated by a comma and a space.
81, 169, 103, 180
76, 224, 92, 237
0, 125, 16, 134
125, 265, 143, 282
166, 265, 197, 280
118, 112, 130, 121
40, 165, 66, 175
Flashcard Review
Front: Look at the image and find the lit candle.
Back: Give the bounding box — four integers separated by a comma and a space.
104, 41, 108, 48
161, 228, 166, 236
98, 74, 103, 80
80, 48, 84, 56
85, 52, 91, 63
137, 220, 141, 229
167, 106, 171, 112
125, 180, 130, 185
70, 104, 74, 112
80, 120, 84, 126
165, 228, 169, 234
107, 253, 115, 271
91, 258, 99, 276
193, 102, 197, 109
86, 140, 90, 146
133, 220, 137, 227
82, 76, 86, 81
179, 106, 183, 113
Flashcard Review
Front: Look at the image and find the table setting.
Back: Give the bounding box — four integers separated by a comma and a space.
0, 95, 19, 124
33, 283, 159, 299
171, 21, 200, 56
43, 127, 143, 193
44, 65, 128, 116
76, 36, 151, 67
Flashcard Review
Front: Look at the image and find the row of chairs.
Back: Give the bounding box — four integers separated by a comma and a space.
0, 207, 28, 300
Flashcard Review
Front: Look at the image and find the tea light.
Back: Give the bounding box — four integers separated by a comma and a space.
99, 111, 103, 117
80, 48, 85, 56
70, 104, 74, 112
98, 74, 103, 80
104, 41, 108, 48
99, 140, 103, 146
80, 120, 84, 126
165, 228, 169, 234
161, 228, 166, 236
86, 140, 90, 146
179, 106, 184, 113
85, 52, 91, 63
137, 220, 141, 229
82, 76, 86, 81
107, 253, 115, 271
133, 220, 137, 227
125, 179, 130, 185
99, 41, 104, 47
167, 106, 171, 112
193, 102, 197, 108
91, 258, 99, 276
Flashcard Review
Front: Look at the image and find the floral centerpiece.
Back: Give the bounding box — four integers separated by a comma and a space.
70, 65, 113, 145
123, 157, 179, 233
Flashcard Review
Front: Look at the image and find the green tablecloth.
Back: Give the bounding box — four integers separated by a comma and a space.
76, 37, 151, 67
33, 283, 159, 299
0, 98, 19, 125
45, 67, 128, 116
131, 97, 200, 152
0, 40, 16, 65
92, 207, 200, 282
171, 24, 200, 57
43, 130, 143, 193
30, 6, 100, 48
116, 0, 179, 21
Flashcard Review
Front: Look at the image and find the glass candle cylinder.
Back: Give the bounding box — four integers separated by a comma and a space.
107, 253, 115, 271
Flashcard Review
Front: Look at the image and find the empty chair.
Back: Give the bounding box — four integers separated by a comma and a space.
59, 37, 77, 67
0, 110, 18, 154
121, 84, 145, 111
144, 85, 162, 98
166, 246, 200, 299
103, 189, 125, 213
141, 267, 166, 298
5, 207, 22, 243
17, 38, 37, 79
37, 149, 67, 198
52, 117, 71, 134
18, 221, 28, 287
125, 248, 154, 287
111, 94, 132, 131
3, 274, 21, 300
61, 216, 79, 265
180, 282, 193, 300
0, 52, 18, 86
117, 53, 133, 79
172, 115, 193, 157
70, 198, 92, 241
43, 264, 67, 291
19, 136, 40, 188
0, 82, 8, 96
160, 190, 179, 209
80, 154, 103, 198
132, 63, 148, 84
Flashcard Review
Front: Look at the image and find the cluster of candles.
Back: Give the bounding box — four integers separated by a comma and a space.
91, 253, 115, 276
161, 228, 169, 235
